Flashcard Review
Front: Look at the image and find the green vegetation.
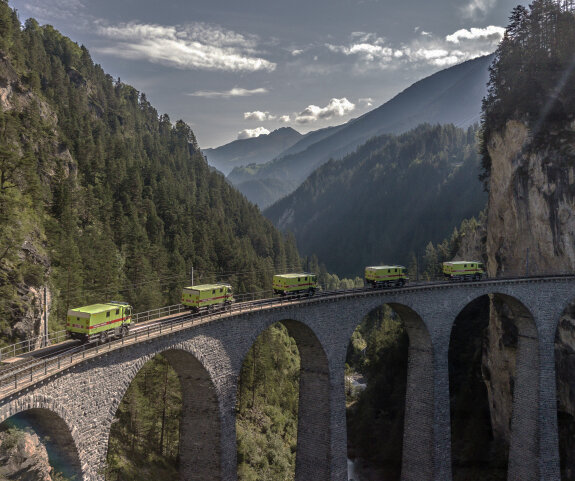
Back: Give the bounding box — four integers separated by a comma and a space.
0, 2, 304, 478
0, 0, 300, 348
480, 0, 575, 187
346, 306, 408, 480
106, 355, 181, 480
0, 423, 74, 481
105, 323, 301, 481
237, 323, 300, 481
345, 212, 488, 479
408, 213, 486, 280
265, 123, 487, 278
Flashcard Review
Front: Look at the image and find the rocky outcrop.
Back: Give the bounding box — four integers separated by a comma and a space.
486, 119, 575, 277
0, 428, 54, 481
484, 118, 575, 475
0, 54, 66, 344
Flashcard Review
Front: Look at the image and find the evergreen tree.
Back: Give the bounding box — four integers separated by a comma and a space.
480, 0, 575, 187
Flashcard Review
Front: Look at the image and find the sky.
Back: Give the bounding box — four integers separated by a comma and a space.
9, 0, 527, 148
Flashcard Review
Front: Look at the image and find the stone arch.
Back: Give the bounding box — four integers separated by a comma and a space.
237, 316, 332, 481
0, 397, 82, 480
347, 300, 434, 481
554, 291, 575, 480
449, 291, 539, 481
107, 346, 224, 481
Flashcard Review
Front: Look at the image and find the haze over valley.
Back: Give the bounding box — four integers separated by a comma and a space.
2, 1, 575, 481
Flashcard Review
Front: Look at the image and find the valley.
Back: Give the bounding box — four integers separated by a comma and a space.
1, 0, 575, 480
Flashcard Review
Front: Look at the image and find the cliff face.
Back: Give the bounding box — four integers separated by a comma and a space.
0, 58, 59, 344
0, 429, 54, 481
486, 119, 575, 277
484, 118, 575, 474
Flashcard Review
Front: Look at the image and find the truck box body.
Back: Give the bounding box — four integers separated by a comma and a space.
365, 265, 408, 287
67, 302, 132, 341
442, 261, 485, 280
181, 283, 234, 311
273, 273, 318, 295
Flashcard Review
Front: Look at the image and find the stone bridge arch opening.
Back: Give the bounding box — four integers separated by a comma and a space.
448, 292, 538, 481
0, 407, 82, 480
106, 348, 221, 481
236, 318, 330, 481
346, 301, 433, 481
554, 295, 575, 479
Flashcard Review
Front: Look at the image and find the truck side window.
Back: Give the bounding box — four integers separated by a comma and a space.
116, 309, 120, 315
106, 312, 110, 317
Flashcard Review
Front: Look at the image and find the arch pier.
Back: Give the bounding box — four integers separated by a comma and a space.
0, 277, 572, 480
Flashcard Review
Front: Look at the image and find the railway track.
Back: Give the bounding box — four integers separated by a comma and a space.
1, 274, 573, 398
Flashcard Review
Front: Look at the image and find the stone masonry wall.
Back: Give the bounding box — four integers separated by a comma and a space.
0, 278, 574, 481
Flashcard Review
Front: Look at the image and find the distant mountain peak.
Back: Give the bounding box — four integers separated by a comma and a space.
202, 127, 303, 175
228, 54, 495, 208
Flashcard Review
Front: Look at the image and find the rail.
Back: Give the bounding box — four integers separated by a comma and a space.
0, 290, 314, 396
0, 330, 69, 362
0, 291, 276, 362
1, 274, 575, 399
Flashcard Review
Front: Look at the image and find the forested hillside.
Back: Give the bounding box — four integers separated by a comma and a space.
0, 0, 300, 347
265, 123, 487, 277
0, 2, 310, 479
480, 0, 575, 188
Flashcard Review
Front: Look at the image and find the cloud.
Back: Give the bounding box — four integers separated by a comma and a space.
461, 0, 498, 18
295, 98, 356, 124
237, 127, 270, 139
358, 97, 373, 107
327, 33, 397, 65
291, 49, 304, 56
446, 26, 505, 43
22, 0, 87, 22
244, 111, 276, 121
187, 87, 268, 98
95, 22, 276, 72
327, 36, 400, 68
279, 115, 291, 123
326, 25, 503, 70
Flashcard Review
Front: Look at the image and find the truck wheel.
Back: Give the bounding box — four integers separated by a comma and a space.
99, 331, 108, 344
120, 326, 128, 338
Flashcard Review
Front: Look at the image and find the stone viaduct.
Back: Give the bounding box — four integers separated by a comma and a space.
0, 276, 574, 481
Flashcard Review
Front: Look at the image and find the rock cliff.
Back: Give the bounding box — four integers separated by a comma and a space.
0, 428, 54, 481
484, 118, 575, 475
486, 119, 575, 276
0, 59, 56, 344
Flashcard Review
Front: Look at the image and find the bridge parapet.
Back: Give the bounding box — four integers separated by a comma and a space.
1, 276, 574, 480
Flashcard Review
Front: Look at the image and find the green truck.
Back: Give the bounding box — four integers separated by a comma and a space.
66, 301, 132, 343
273, 273, 318, 296
181, 283, 234, 312
442, 261, 485, 281
364, 265, 408, 288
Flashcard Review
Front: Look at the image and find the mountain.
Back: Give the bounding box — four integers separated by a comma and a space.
229, 54, 493, 208
202, 127, 302, 175
0, 9, 301, 345
264, 123, 487, 277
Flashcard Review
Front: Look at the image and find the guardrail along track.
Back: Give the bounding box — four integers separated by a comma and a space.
1, 275, 574, 399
